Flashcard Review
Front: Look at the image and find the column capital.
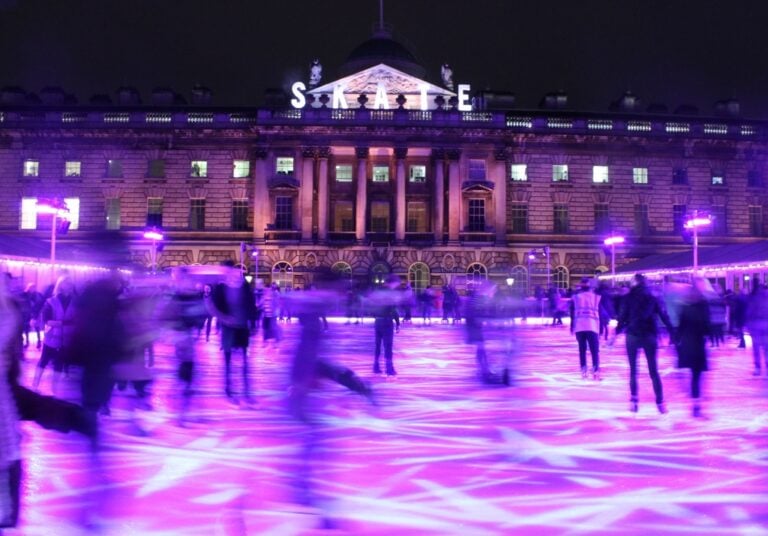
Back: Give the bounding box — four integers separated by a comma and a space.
301, 146, 316, 159
432, 148, 445, 160
446, 148, 461, 161
494, 146, 510, 162
253, 146, 269, 160
355, 146, 369, 159
394, 146, 408, 160
317, 146, 331, 159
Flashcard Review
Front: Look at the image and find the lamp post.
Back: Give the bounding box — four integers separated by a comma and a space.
36, 200, 70, 283
143, 229, 164, 274
603, 235, 626, 287
684, 211, 712, 275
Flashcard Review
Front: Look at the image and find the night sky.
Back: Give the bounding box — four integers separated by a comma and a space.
1, 0, 768, 117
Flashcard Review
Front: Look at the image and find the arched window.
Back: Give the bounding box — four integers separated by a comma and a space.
408, 262, 430, 292
271, 261, 294, 289
509, 265, 528, 295
553, 265, 569, 290
370, 262, 390, 286
466, 262, 488, 287
331, 261, 352, 279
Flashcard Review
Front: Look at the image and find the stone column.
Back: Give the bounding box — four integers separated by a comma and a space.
395, 146, 408, 242
433, 149, 445, 243
355, 146, 368, 241
447, 149, 461, 243
317, 147, 330, 241
253, 147, 269, 244
300, 147, 315, 243
493, 148, 508, 244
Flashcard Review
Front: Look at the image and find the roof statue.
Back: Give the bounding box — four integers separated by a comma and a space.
441, 63, 454, 91
309, 59, 323, 88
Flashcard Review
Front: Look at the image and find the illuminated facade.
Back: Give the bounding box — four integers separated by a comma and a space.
1, 29, 766, 292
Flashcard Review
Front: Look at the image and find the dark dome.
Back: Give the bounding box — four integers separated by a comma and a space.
339, 29, 426, 78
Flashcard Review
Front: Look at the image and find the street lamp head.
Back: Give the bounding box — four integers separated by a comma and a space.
684, 216, 712, 229
506, 277, 515, 286
35, 201, 70, 219
528, 253, 536, 260
143, 230, 164, 241
604, 235, 625, 246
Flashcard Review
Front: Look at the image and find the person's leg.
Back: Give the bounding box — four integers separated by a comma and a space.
691, 368, 703, 416
373, 324, 383, 373
752, 331, 762, 374
576, 332, 588, 375
383, 325, 395, 376
241, 347, 251, 400
586, 331, 600, 375
626, 335, 640, 410
224, 350, 233, 396
32, 346, 53, 390
643, 337, 666, 411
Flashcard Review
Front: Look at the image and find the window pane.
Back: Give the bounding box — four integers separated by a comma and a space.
190, 160, 207, 177
409, 165, 426, 183
468, 159, 486, 181
554, 204, 569, 233
63, 197, 80, 230
23, 160, 39, 177
106, 198, 121, 230
189, 199, 206, 230
372, 166, 389, 182
633, 167, 648, 184
148, 159, 165, 178
233, 160, 250, 178
594, 204, 610, 233
334, 201, 354, 232
275, 197, 293, 229
711, 171, 725, 185
65, 161, 81, 177
672, 168, 688, 185
335, 164, 353, 182
711, 206, 726, 235
370, 201, 390, 231
749, 206, 763, 236
147, 198, 163, 228
634, 204, 649, 236
553, 165, 568, 182
673, 204, 686, 233
592, 165, 609, 184
406, 201, 428, 232
468, 199, 485, 232
232, 200, 249, 230
20, 198, 37, 229
510, 164, 527, 182
107, 159, 122, 178
511, 203, 528, 233
276, 157, 294, 174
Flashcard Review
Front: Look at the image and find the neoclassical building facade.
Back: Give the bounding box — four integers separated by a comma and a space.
1, 30, 766, 293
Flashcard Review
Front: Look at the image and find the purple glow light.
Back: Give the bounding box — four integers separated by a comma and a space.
35, 201, 69, 218
684, 216, 712, 229
603, 236, 625, 246
144, 230, 164, 241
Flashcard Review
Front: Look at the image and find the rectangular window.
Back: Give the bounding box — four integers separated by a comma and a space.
634, 204, 650, 236
372, 165, 389, 182
406, 201, 428, 232
633, 167, 648, 184
189, 199, 206, 230
20, 198, 37, 229
511, 203, 528, 233
333, 201, 354, 232
105, 198, 121, 230
23, 160, 39, 177
148, 159, 165, 178
592, 165, 610, 184
335, 164, 353, 182
468, 159, 486, 181
370, 200, 390, 232
62, 197, 79, 230
594, 204, 610, 233
468, 199, 486, 232
146, 198, 163, 228
275, 196, 293, 230
711, 206, 726, 235
232, 200, 249, 231
749, 206, 763, 236
190, 160, 207, 178
65, 161, 81, 177
233, 160, 250, 178
673, 204, 687, 233
409, 165, 426, 183
553, 164, 569, 182
672, 168, 688, 185
748, 170, 764, 188
107, 159, 123, 178
510, 164, 527, 182
553, 204, 569, 233
276, 157, 294, 175
711, 171, 725, 186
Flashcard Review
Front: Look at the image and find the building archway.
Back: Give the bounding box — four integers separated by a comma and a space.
553, 265, 569, 290
408, 262, 430, 292
271, 261, 294, 289
331, 261, 353, 280
509, 265, 528, 295
466, 262, 488, 287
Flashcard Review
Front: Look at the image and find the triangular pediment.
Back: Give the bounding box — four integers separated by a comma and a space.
308, 63, 455, 111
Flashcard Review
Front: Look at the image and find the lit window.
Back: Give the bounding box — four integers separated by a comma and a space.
553, 266, 569, 290
232, 200, 249, 231
20, 198, 37, 229
408, 262, 430, 292
372, 166, 389, 182
107, 159, 123, 178
466, 263, 488, 286
276, 157, 294, 175
468, 199, 485, 232
510, 164, 527, 182
333, 201, 354, 232
23, 160, 39, 177
190, 160, 207, 178
189, 199, 206, 230
106, 198, 121, 230
61, 198, 79, 230
148, 159, 165, 178
233, 160, 250, 178
553, 164, 568, 182
275, 197, 293, 229
409, 165, 426, 183
147, 198, 163, 228
65, 161, 81, 177
370, 200, 390, 231
633, 167, 648, 184
335, 164, 353, 182
711, 171, 725, 186
593, 165, 609, 184
406, 201, 428, 232
468, 159, 486, 181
